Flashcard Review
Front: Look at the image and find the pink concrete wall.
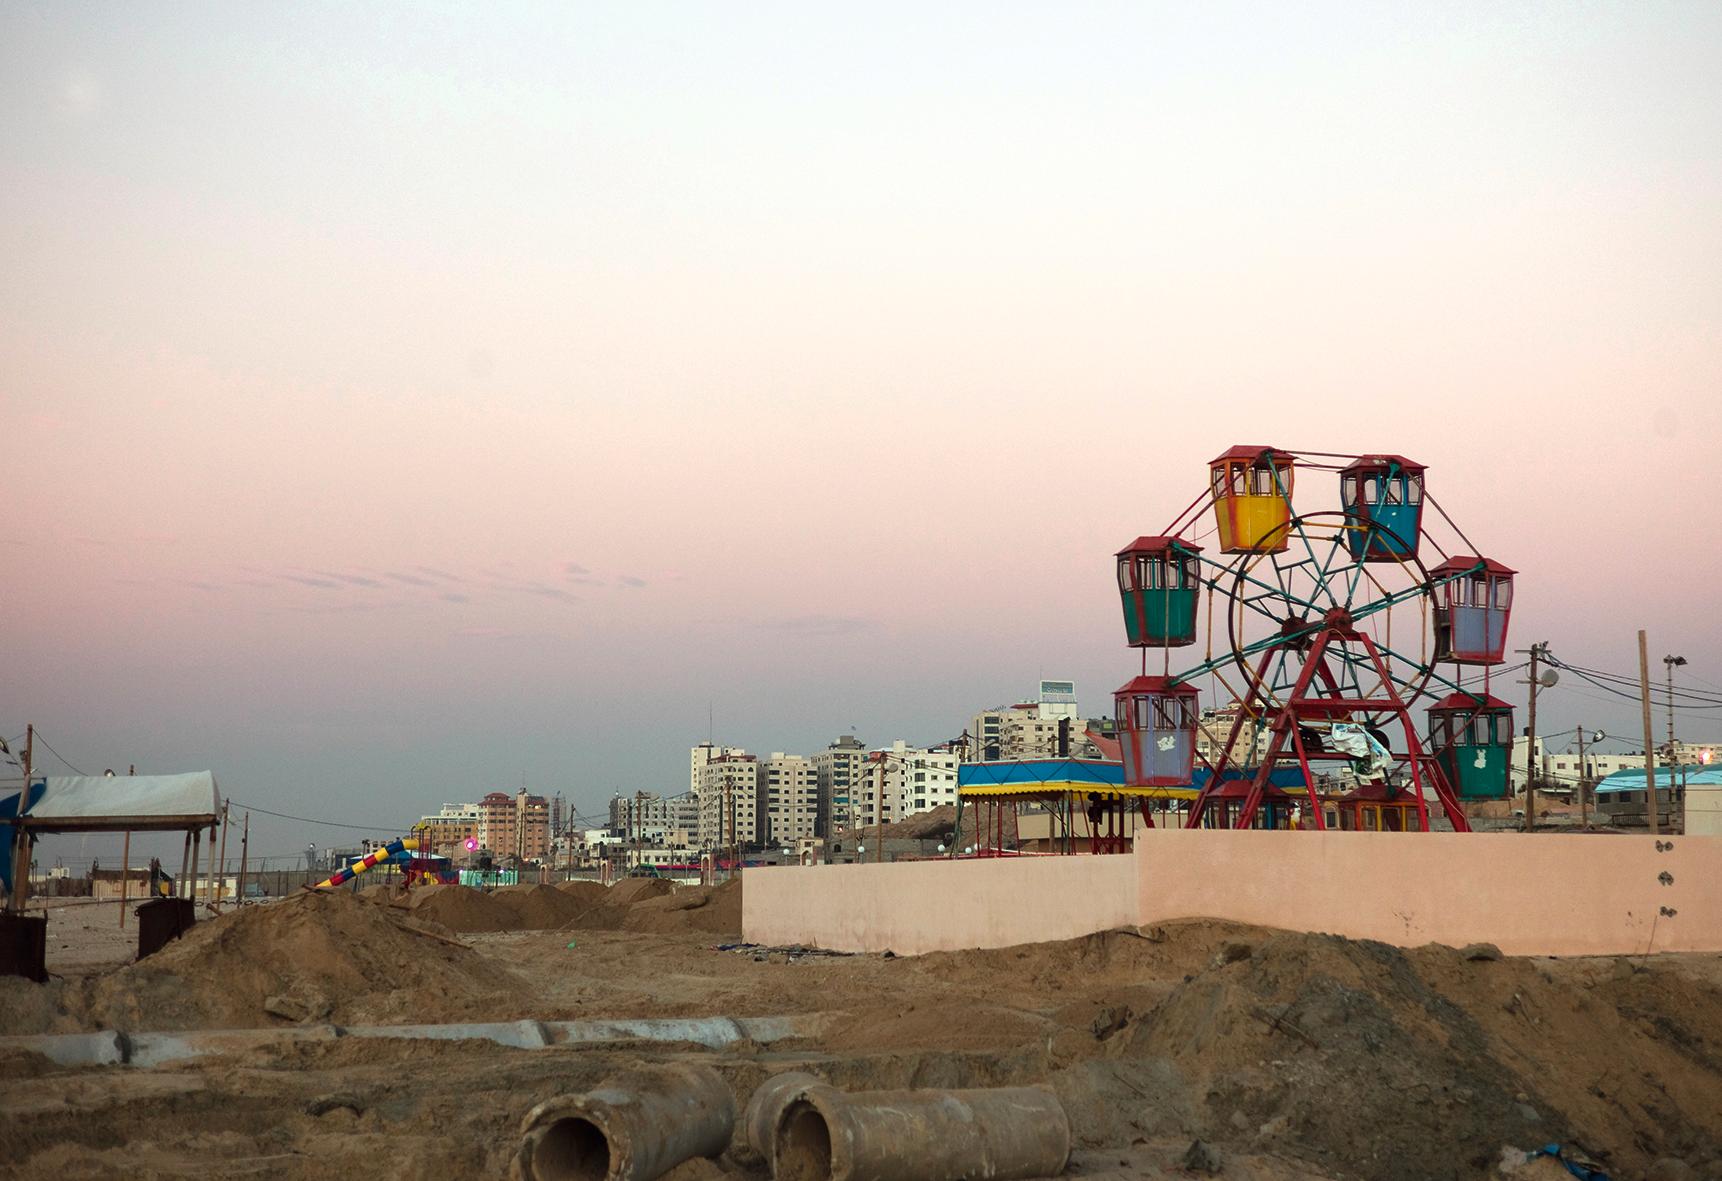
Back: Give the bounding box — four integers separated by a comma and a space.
741, 855, 1138, 956
742, 833, 1722, 957
1135, 828, 1721, 957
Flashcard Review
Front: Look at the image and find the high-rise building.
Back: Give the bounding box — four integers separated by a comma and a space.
969, 701, 1068, 762
812, 735, 868, 835
608, 791, 700, 839
419, 803, 481, 855
690, 742, 746, 795
854, 740, 962, 827
474, 789, 550, 861
698, 753, 761, 851
1038, 679, 1080, 721
760, 753, 819, 844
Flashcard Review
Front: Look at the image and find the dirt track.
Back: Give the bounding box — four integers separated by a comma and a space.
2, 882, 1720, 1180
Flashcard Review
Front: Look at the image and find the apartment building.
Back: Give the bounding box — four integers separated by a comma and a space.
690, 742, 747, 795
812, 734, 868, 835
698, 753, 762, 851
475, 789, 551, 862
418, 803, 480, 855
853, 740, 962, 827
761, 752, 819, 844
608, 791, 700, 842
967, 681, 1086, 762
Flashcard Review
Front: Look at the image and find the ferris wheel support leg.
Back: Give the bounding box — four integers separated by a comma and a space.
1187, 647, 1279, 828
1239, 630, 1337, 829
1286, 722, 1328, 831
1355, 631, 1467, 832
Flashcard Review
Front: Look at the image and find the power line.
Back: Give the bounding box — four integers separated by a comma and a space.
225, 800, 402, 832
30, 730, 89, 776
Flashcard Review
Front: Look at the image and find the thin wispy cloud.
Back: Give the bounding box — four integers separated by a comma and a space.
759, 615, 876, 637
282, 574, 342, 590
618, 575, 647, 589
522, 584, 579, 604
386, 571, 436, 587
317, 571, 383, 588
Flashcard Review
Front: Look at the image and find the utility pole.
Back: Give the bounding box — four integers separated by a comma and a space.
1575, 726, 1596, 830
1520, 643, 1548, 832
236, 811, 250, 905
1664, 654, 1687, 812
1639, 630, 1659, 835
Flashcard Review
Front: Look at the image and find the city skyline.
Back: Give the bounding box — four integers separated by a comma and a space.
6, 3, 1721, 865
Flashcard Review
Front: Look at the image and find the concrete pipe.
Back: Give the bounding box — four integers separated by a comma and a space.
742, 1071, 823, 1167
515, 1063, 735, 1181
774, 1084, 1070, 1181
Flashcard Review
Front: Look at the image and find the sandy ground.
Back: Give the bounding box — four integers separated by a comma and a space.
2, 883, 1720, 1180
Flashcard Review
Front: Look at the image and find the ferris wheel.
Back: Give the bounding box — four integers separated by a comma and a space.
1111, 447, 1518, 834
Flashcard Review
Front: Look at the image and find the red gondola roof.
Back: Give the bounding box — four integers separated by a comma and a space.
1339, 454, 1427, 474
1114, 535, 1203, 556
1429, 555, 1517, 577
1210, 445, 1293, 465
1113, 674, 1197, 696
1428, 691, 1513, 712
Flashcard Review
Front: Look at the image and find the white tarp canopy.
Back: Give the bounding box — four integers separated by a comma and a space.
3, 772, 221, 833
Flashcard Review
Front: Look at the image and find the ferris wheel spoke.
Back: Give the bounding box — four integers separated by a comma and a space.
1281, 511, 1340, 611
1298, 524, 1366, 618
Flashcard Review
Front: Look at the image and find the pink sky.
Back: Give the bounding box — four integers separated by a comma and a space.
3, 3, 1720, 862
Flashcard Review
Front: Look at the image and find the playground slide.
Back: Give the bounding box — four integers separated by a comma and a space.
314, 837, 425, 889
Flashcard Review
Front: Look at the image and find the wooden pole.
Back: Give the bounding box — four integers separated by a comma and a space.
236, 811, 250, 905
1524, 645, 1540, 832
189, 829, 201, 910
178, 831, 192, 899
1576, 727, 1589, 830
119, 830, 131, 927
1639, 630, 1660, 835
213, 804, 230, 912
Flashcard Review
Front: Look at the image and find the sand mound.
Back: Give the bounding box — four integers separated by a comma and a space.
493, 884, 587, 930
403, 883, 517, 932
620, 879, 742, 936
54, 891, 525, 1032
1102, 936, 1722, 1181
609, 876, 675, 905
554, 879, 611, 906
356, 883, 406, 905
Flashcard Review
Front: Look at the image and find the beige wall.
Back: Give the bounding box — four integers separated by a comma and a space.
744, 831, 1722, 957
741, 855, 1138, 956
1135, 828, 1718, 957
1686, 787, 1722, 838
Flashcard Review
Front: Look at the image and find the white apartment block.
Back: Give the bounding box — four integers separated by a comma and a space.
812, 735, 868, 835
969, 681, 1082, 762
608, 791, 700, 834
969, 703, 1072, 762
690, 742, 746, 795
698, 753, 761, 851
761, 753, 819, 845
853, 741, 962, 827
